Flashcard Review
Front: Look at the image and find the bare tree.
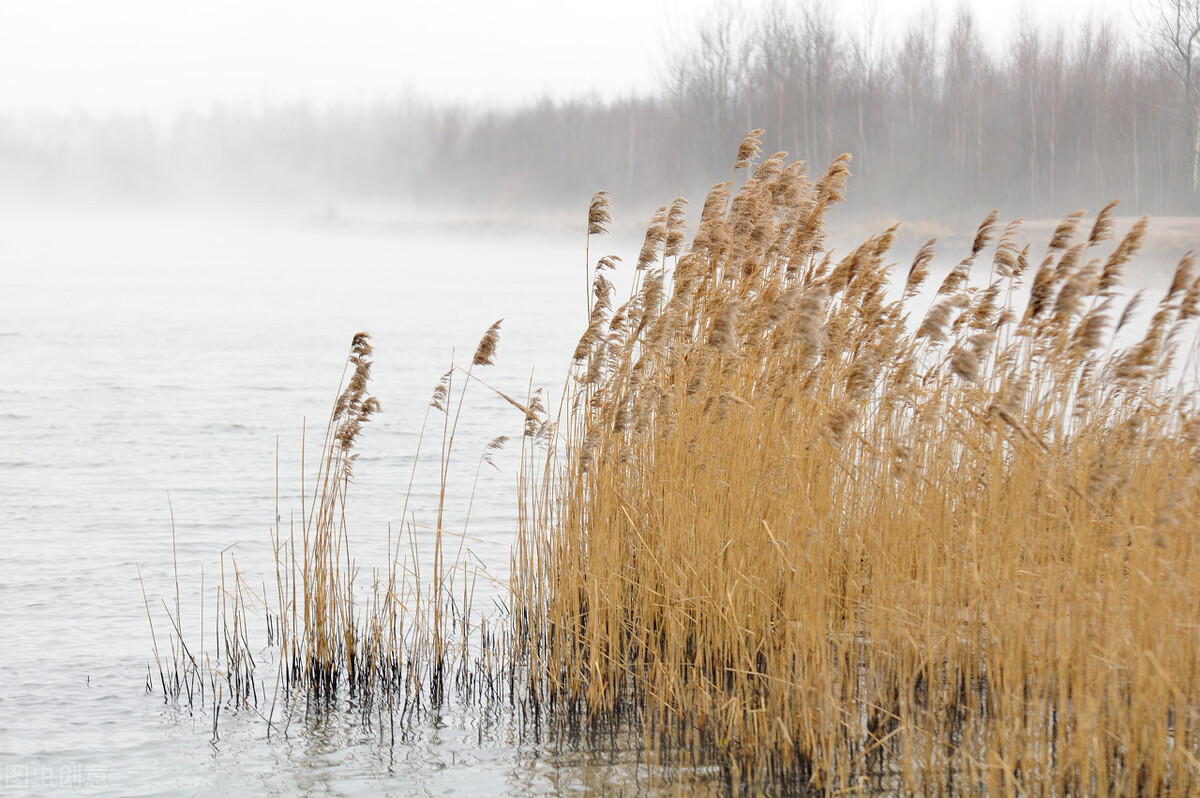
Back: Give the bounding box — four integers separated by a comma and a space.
1146, 0, 1200, 197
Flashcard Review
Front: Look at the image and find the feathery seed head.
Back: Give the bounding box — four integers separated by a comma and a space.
1055, 242, 1086, 279
1049, 210, 1087, 251
1181, 271, 1200, 320
588, 190, 613, 236
936, 260, 972, 296
1100, 217, 1147, 294
430, 369, 452, 413
637, 206, 669, 270
1024, 258, 1057, 322
700, 181, 732, 225
1089, 200, 1119, 246
1115, 290, 1144, 335
1167, 251, 1195, 301
972, 210, 999, 256
472, 319, 502, 366
950, 346, 981, 382
664, 197, 690, 258
709, 300, 741, 355
1074, 301, 1111, 354
817, 154, 852, 204
993, 219, 1024, 278
734, 129, 765, 170
905, 238, 936, 299
753, 154, 786, 185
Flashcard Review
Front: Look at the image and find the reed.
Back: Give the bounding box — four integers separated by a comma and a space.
145, 131, 1200, 793
144, 328, 521, 736
513, 137, 1200, 793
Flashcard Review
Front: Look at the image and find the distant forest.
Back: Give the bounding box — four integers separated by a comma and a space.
3, 2, 1199, 224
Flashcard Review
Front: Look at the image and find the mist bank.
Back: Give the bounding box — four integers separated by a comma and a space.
2, 4, 1197, 228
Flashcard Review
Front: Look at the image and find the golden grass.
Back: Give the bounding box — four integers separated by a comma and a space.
145, 132, 1200, 793
512, 141, 1200, 793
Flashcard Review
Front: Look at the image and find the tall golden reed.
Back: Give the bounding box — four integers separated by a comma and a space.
145, 130, 1200, 793
513, 133, 1200, 793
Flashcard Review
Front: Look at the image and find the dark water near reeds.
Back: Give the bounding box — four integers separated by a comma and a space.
0, 206, 1188, 796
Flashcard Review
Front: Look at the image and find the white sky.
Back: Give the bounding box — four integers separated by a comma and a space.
0, 0, 1142, 115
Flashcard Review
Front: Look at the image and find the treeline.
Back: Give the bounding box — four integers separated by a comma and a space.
2, 3, 1196, 222
437, 4, 1198, 221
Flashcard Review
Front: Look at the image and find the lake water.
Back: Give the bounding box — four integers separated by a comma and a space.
0, 205, 701, 796
0, 204, 1189, 796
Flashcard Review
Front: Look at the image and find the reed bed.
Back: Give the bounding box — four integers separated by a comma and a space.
513, 132, 1200, 793
144, 330, 522, 736
145, 131, 1200, 794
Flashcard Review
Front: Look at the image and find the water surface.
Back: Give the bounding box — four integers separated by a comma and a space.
0, 206, 667, 795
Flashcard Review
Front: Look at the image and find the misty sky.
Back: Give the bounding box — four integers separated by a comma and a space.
1, 0, 1140, 114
